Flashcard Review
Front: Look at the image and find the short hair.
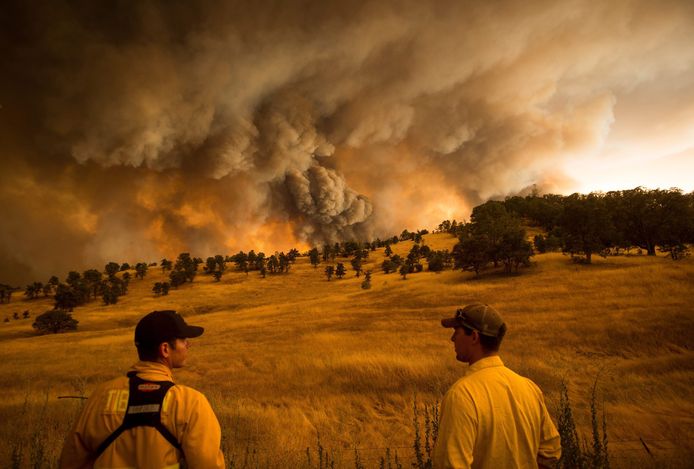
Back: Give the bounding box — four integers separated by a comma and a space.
462, 323, 507, 352
136, 339, 178, 362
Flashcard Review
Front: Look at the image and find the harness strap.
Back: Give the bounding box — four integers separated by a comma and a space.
94, 372, 183, 460
95, 426, 128, 458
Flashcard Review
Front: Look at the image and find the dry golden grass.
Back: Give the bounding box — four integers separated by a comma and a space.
1, 233, 692, 467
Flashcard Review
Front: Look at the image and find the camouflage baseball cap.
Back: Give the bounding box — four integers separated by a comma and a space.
441, 303, 506, 338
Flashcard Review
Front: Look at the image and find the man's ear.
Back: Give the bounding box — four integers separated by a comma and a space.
159, 341, 170, 358
470, 330, 481, 344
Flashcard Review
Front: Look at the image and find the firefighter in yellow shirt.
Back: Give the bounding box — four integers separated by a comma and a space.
60, 310, 225, 469
433, 303, 561, 469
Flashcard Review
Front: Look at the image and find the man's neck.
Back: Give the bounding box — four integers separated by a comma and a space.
149, 357, 173, 370
467, 351, 499, 366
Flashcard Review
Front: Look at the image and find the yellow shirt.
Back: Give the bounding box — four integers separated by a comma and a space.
433, 356, 561, 469
59, 361, 225, 469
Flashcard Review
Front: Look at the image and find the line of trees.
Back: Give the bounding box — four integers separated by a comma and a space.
506, 187, 693, 262
14, 260, 154, 314
439, 187, 693, 264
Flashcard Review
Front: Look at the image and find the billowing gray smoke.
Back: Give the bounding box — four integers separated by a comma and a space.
1, 0, 693, 284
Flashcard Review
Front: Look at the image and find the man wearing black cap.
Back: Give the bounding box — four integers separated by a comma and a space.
433, 303, 561, 469
60, 310, 225, 468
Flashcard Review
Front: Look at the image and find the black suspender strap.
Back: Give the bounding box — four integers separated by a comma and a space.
94, 371, 184, 460
95, 426, 127, 458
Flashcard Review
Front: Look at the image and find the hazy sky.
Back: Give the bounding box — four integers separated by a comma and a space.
1, 0, 693, 285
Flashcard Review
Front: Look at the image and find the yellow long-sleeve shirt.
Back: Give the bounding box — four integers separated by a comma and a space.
59, 361, 225, 469
433, 356, 561, 469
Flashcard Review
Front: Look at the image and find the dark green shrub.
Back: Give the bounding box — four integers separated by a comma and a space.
32, 310, 78, 334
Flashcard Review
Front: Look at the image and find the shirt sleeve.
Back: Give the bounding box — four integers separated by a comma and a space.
536, 392, 561, 466
180, 391, 225, 469
433, 387, 477, 469
59, 401, 96, 469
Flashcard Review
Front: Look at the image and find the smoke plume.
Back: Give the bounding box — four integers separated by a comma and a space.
1, 0, 692, 284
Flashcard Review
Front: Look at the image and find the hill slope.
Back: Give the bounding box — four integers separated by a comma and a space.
1, 233, 693, 467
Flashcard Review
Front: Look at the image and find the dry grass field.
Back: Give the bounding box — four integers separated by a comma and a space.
0, 233, 692, 467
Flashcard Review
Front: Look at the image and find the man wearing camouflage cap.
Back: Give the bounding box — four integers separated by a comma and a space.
433, 303, 561, 468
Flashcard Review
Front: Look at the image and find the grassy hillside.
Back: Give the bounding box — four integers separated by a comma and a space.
1, 233, 692, 467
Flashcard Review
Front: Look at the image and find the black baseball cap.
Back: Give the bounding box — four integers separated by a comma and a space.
134, 310, 204, 347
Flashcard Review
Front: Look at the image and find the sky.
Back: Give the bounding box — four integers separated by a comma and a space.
1, 0, 693, 285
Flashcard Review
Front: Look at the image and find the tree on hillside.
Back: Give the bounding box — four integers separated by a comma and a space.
322, 244, 336, 262
407, 245, 421, 267
66, 271, 82, 287
453, 234, 490, 276
361, 271, 372, 289
24, 282, 43, 300
33, 310, 78, 334
350, 257, 363, 277
533, 233, 562, 253
267, 255, 279, 274
497, 229, 534, 274
657, 190, 693, 259
254, 252, 266, 270
214, 255, 226, 272
612, 188, 693, 259
105, 262, 120, 278
245, 250, 256, 267
83, 269, 103, 299
309, 247, 320, 268
160, 259, 173, 272
452, 200, 535, 276
288, 248, 300, 262
438, 220, 452, 232
232, 251, 248, 271
205, 256, 217, 274
381, 259, 395, 274
335, 263, 346, 279
212, 271, 222, 282
169, 271, 187, 288
102, 277, 126, 305
0, 285, 14, 304
426, 250, 451, 272
103, 286, 119, 305
135, 262, 148, 280
153, 281, 172, 295
470, 201, 520, 268
419, 244, 431, 258
279, 252, 291, 273
399, 263, 409, 279
560, 193, 614, 264
325, 265, 334, 281
54, 284, 82, 311
174, 253, 197, 283
384, 244, 393, 257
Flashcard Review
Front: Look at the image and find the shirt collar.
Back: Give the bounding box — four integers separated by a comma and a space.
129, 360, 175, 382
465, 355, 504, 376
